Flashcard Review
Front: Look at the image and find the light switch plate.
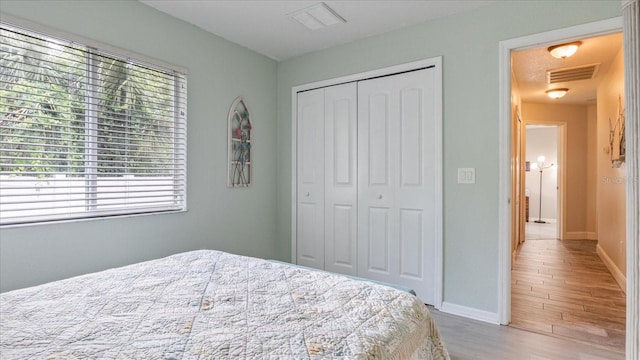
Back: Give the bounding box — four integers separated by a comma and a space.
457, 168, 476, 184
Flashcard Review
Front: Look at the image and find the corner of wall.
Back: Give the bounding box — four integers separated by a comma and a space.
440, 302, 500, 324
596, 244, 626, 293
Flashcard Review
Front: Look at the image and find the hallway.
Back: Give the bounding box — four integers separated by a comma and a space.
511, 228, 626, 352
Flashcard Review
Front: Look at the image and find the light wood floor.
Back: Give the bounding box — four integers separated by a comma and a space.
429, 308, 624, 359
511, 238, 626, 353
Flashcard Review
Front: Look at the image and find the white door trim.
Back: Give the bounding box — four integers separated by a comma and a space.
291, 57, 443, 308
498, 16, 631, 331
622, 1, 640, 358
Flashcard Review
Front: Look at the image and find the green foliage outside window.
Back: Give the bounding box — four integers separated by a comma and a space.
0, 26, 176, 178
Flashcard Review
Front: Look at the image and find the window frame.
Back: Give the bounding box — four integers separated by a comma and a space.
0, 16, 188, 227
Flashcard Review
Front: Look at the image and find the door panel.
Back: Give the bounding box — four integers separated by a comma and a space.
324, 83, 357, 275
399, 208, 422, 279
296, 89, 325, 269
332, 99, 352, 185
357, 68, 436, 304
298, 203, 322, 263
367, 93, 390, 187
367, 207, 391, 273
400, 88, 423, 187
330, 204, 355, 267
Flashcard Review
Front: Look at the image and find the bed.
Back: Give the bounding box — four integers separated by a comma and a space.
0, 250, 450, 359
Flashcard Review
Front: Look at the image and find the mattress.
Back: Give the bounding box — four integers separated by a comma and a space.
0, 250, 450, 359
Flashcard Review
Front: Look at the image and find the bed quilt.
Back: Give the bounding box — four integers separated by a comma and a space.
0, 250, 449, 359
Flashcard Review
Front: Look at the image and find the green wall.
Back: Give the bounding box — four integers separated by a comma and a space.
0, 0, 278, 292
275, 1, 621, 313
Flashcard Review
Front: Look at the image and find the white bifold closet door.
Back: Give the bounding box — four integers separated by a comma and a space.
296, 83, 358, 273
296, 67, 437, 304
296, 88, 325, 269
324, 83, 358, 275
357, 68, 437, 304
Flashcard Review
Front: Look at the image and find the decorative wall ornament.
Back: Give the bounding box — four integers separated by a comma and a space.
609, 95, 625, 168
227, 97, 252, 187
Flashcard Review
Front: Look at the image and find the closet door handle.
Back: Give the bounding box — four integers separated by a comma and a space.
378, 195, 383, 199
305, 192, 310, 197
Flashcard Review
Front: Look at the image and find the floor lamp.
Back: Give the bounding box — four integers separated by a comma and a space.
530, 155, 554, 224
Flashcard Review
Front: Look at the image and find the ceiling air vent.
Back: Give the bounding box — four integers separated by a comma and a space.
289, 2, 346, 30
546, 63, 600, 84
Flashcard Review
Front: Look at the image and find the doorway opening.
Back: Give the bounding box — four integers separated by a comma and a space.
525, 124, 560, 241
498, 17, 632, 354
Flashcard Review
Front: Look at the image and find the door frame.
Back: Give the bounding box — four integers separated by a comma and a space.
290, 57, 444, 308
498, 17, 635, 331
523, 122, 566, 240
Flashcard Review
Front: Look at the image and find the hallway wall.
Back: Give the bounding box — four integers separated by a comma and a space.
596, 46, 626, 288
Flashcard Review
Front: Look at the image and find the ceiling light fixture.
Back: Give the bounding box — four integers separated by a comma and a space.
288, 2, 346, 31
546, 88, 569, 99
547, 41, 582, 59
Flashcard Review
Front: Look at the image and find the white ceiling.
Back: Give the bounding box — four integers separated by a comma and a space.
512, 32, 623, 105
138, 1, 622, 106
138, 0, 497, 61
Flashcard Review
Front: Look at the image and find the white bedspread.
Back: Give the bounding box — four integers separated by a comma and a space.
0, 250, 449, 359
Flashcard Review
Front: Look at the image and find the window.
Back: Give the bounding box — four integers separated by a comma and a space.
0, 23, 187, 226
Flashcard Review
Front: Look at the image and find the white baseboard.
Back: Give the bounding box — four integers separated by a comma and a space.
440, 302, 500, 324
596, 244, 626, 293
565, 231, 598, 240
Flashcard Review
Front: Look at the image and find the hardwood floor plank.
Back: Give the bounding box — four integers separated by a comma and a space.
512, 306, 563, 321
584, 304, 627, 317
510, 317, 554, 333
548, 293, 626, 308
562, 311, 626, 329
564, 279, 622, 290
540, 296, 587, 311
530, 285, 592, 298
512, 298, 544, 310
543, 302, 586, 314
552, 324, 626, 349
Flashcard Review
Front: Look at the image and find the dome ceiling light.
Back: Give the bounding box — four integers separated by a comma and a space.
548, 41, 582, 59
546, 88, 569, 99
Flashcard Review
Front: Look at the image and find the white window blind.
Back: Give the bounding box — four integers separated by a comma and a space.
0, 23, 187, 226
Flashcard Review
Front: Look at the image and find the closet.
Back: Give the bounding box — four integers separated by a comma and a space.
294, 63, 441, 305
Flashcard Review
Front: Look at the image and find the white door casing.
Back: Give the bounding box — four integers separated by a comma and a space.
622, 1, 639, 358
502, 13, 640, 354
357, 68, 437, 304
